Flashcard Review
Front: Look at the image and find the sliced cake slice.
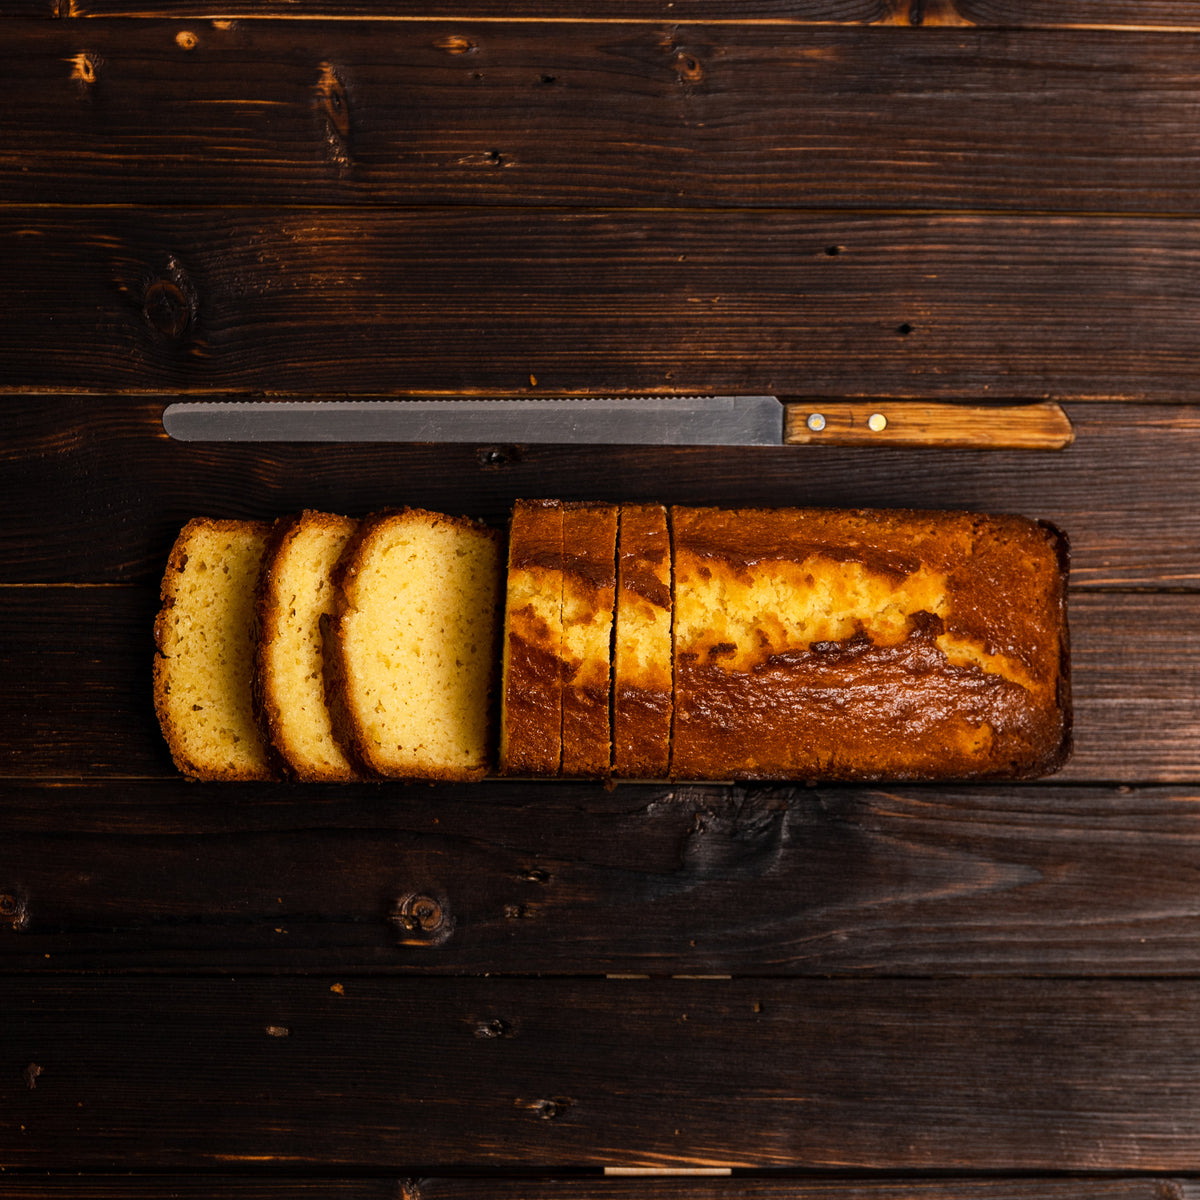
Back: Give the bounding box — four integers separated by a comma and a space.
153, 517, 277, 781
560, 500, 619, 778
612, 502, 672, 778
255, 510, 359, 782
498, 499, 564, 776
327, 507, 503, 781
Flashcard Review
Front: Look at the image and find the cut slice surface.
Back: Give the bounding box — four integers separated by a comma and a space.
329, 508, 502, 780
255, 510, 359, 781
153, 518, 276, 781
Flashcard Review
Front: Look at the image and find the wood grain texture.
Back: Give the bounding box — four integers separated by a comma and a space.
0, 1179, 1195, 1200
782, 401, 1075, 448
2, 398, 1198, 588
6, 22, 1200, 210
410, 1183, 1200, 1200
5, 210, 1200, 398
25, 2, 1200, 29
0, 1186, 398, 1200
2, 7, 1198, 1190
7, 1, 891, 18
0, 585, 1193, 781
404, 1183, 1200, 1200
7, 976, 1200, 1170
958, 1, 1200, 28
6, 782, 1200, 976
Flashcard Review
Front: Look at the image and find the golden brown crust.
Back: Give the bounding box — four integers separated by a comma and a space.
560, 501, 618, 778
499, 499, 565, 776
668, 506, 1070, 782
612, 503, 672, 778
254, 510, 361, 782
153, 517, 278, 782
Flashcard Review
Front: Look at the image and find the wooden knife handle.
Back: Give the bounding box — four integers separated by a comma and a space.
781, 401, 1074, 450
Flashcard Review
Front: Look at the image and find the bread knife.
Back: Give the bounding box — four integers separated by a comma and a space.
162, 397, 1073, 450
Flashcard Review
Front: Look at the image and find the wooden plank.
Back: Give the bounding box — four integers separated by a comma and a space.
0, 1178, 1194, 1200
0, 585, 1194, 780
29, 2, 1200, 31
7, 2, 893, 18
0, 585, 165, 777
7, 22, 1200, 210
3, 397, 1199, 589
409, 1182, 1200, 1200
959, 1, 1200, 28
4, 209, 1200, 399
6, 781, 1200, 975
0, 1186, 396, 1200
6, 976, 1200, 1170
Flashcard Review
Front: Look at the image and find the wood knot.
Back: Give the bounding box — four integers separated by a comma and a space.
881, 0, 972, 25
1, 891, 30, 932
390, 893, 453, 945
472, 1017, 513, 1039
175, 30, 198, 51
435, 34, 477, 55
528, 1096, 571, 1120
673, 51, 704, 84
69, 51, 101, 87
144, 273, 195, 343
316, 62, 351, 141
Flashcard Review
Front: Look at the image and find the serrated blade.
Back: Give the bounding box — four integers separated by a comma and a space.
161, 396, 784, 446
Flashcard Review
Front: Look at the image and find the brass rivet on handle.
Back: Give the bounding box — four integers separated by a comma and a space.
867, 412, 888, 432
806, 413, 826, 432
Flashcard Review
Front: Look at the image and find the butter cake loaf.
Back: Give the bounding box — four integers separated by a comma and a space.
560, 501, 619, 777
612, 503, 673, 778
669, 506, 1070, 782
156, 501, 1071, 785
499, 499, 564, 776
153, 518, 278, 781
255, 510, 359, 782
327, 508, 503, 781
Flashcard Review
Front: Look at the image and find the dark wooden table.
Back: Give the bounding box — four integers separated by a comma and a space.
7, 2, 1200, 1196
